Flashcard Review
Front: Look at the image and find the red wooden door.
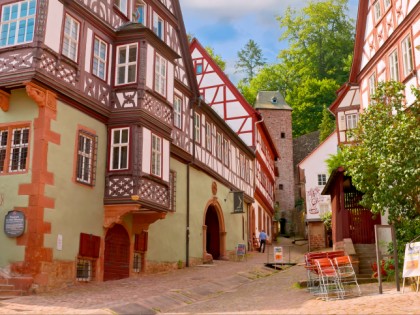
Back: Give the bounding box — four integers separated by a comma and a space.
346, 192, 381, 244
104, 224, 130, 281
205, 206, 220, 259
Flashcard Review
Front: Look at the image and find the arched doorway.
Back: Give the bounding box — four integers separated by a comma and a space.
205, 205, 220, 259
104, 224, 130, 281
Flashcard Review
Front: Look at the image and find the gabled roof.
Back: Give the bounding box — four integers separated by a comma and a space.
297, 130, 337, 168
254, 91, 292, 111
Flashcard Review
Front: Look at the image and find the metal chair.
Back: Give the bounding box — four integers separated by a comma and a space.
304, 252, 327, 294
314, 258, 344, 301
333, 255, 361, 297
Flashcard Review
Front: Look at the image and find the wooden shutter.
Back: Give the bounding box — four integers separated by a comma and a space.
79, 233, 101, 258
134, 231, 148, 252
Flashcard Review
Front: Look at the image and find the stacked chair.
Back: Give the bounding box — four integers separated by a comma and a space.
304, 251, 360, 301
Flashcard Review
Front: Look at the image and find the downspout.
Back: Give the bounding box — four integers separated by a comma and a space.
252, 115, 264, 241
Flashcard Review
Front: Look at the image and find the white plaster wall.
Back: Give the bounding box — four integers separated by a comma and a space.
44, 0, 63, 53
85, 29, 93, 73
142, 128, 151, 174
299, 133, 338, 220
163, 139, 170, 182
146, 44, 155, 90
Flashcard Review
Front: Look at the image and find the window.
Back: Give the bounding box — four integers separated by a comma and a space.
76, 131, 97, 185
318, 174, 327, 186
62, 14, 80, 62
194, 112, 200, 143
384, 0, 391, 8
402, 35, 414, 77
0, 0, 36, 47
239, 154, 245, 179
155, 54, 167, 97
110, 128, 129, 170
151, 134, 162, 177
223, 139, 229, 166
76, 259, 92, 282
116, 44, 137, 85
196, 63, 203, 74
216, 133, 222, 159
346, 113, 358, 130
92, 37, 107, 80
153, 14, 163, 39
134, 1, 145, 24
389, 49, 399, 81
205, 122, 211, 151
173, 96, 182, 129
133, 252, 141, 273
115, 0, 128, 15
369, 73, 376, 98
0, 126, 29, 174
374, 1, 381, 21
279, 184, 283, 190
281, 132, 285, 139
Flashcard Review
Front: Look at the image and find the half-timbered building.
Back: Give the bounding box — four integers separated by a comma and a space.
0, 0, 256, 292
325, 0, 420, 249
190, 39, 280, 247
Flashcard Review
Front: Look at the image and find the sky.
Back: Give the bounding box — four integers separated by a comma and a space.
180, 0, 359, 83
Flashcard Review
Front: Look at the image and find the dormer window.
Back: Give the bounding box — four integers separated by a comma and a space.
271, 97, 277, 104
153, 13, 164, 40
0, 0, 36, 48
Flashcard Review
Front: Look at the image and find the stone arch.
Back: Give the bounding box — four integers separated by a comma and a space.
202, 199, 227, 261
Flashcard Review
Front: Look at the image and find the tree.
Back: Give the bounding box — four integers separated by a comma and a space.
342, 81, 420, 218
319, 105, 336, 142
235, 39, 266, 83
205, 46, 226, 71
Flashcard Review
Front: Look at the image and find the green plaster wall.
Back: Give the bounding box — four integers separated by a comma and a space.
0, 89, 38, 267
148, 158, 248, 263
44, 100, 107, 261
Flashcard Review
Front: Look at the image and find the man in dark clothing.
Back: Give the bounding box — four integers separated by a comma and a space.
259, 230, 267, 253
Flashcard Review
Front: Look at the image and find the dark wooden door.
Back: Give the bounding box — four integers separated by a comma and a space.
346, 192, 381, 244
104, 224, 130, 281
205, 206, 220, 259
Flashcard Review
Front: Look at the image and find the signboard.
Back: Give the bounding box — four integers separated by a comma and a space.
236, 243, 246, 256
4, 210, 25, 238
233, 191, 244, 213
274, 246, 283, 263
403, 242, 420, 278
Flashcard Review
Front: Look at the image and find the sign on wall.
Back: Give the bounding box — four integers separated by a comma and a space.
233, 191, 244, 213
4, 210, 25, 238
274, 246, 283, 263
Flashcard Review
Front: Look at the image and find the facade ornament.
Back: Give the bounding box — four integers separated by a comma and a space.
0, 90, 10, 112
25, 82, 57, 112
211, 181, 217, 196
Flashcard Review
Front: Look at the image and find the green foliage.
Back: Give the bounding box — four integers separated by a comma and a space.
235, 39, 266, 83
320, 211, 332, 231
319, 106, 336, 142
325, 150, 345, 175
341, 81, 420, 219
205, 46, 226, 71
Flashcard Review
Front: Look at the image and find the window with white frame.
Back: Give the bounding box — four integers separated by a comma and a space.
389, 49, 399, 81
216, 132, 222, 160
374, 1, 381, 21
318, 174, 327, 186
153, 14, 164, 39
205, 122, 211, 151
0, 126, 29, 174
151, 134, 162, 177
194, 112, 200, 143
76, 131, 97, 185
0, 0, 36, 48
155, 54, 167, 97
110, 127, 129, 170
62, 14, 80, 62
346, 113, 358, 130
402, 35, 414, 77
116, 44, 137, 85
134, 1, 145, 24
115, 0, 128, 15
223, 139, 229, 166
93, 37, 107, 80
384, 0, 391, 8
173, 96, 182, 129
369, 72, 376, 99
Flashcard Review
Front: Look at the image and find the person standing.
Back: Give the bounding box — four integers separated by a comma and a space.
259, 230, 267, 253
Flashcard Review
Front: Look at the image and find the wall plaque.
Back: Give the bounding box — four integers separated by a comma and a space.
233, 191, 244, 213
4, 210, 25, 238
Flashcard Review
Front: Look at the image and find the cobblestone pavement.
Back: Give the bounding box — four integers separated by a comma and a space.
0, 238, 418, 315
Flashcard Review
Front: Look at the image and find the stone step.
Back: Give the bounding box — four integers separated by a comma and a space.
0, 284, 14, 291
0, 289, 23, 297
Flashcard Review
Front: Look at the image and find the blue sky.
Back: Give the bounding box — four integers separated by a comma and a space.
180, 0, 359, 83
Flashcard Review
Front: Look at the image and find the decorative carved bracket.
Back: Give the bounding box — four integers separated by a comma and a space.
0, 90, 11, 112
25, 82, 57, 112
104, 204, 142, 228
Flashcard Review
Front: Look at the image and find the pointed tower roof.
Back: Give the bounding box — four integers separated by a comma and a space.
254, 91, 292, 110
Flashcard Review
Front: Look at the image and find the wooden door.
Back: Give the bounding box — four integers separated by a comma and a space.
205, 206, 220, 259
104, 224, 130, 281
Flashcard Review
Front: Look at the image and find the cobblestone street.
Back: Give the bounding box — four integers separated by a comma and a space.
0, 238, 418, 315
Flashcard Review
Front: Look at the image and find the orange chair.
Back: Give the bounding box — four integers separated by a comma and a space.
333, 256, 361, 297
314, 258, 344, 300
